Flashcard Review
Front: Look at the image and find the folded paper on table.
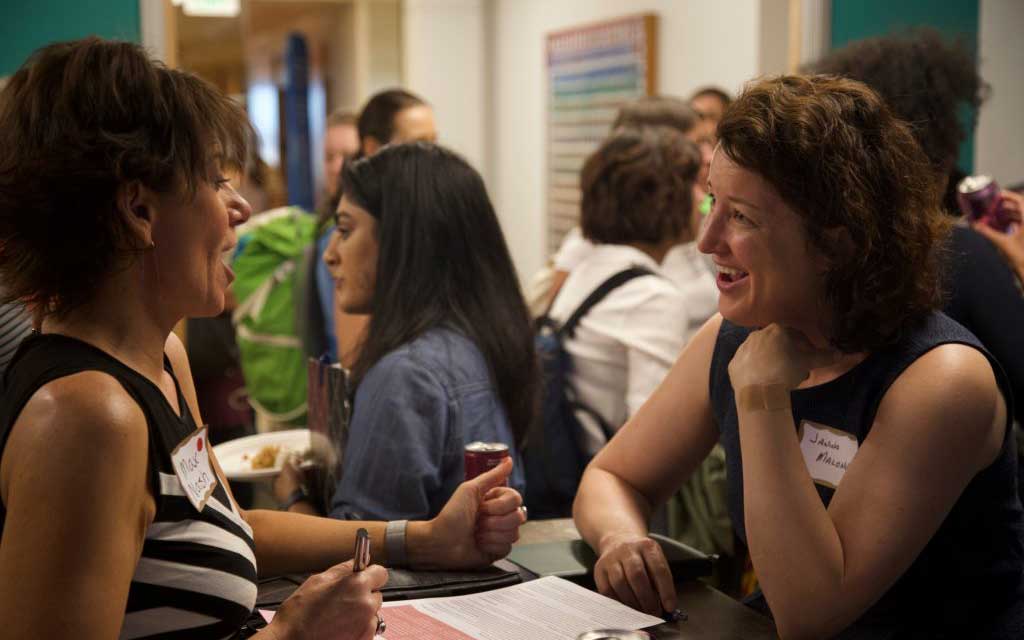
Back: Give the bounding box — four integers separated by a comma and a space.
258, 576, 661, 639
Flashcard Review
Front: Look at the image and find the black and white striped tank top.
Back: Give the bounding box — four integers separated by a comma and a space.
0, 301, 31, 378
0, 333, 258, 639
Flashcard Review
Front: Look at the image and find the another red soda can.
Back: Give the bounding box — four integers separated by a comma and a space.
464, 441, 509, 482
957, 175, 1014, 232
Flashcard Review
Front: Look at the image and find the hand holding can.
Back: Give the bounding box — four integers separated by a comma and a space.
464, 441, 510, 483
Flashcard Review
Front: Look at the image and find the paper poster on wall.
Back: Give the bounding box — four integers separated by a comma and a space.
545, 14, 657, 254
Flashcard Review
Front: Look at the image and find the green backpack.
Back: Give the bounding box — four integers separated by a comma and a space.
231, 206, 319, 425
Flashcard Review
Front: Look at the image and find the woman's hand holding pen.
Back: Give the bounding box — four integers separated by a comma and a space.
408, 457, 527, 569
265, 559, 386, 640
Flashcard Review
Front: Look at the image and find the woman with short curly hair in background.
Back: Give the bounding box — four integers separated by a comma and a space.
545, 126, 702, 460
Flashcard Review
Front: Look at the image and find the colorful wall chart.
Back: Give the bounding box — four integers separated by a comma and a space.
545, 14, 657, 255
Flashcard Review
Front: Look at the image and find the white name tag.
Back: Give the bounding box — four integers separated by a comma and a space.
798, 420, 858, 489
171, 426, 218, 512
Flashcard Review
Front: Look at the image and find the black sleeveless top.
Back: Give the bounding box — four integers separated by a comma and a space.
710, 312, 1024, 639
0, 333, 258, 639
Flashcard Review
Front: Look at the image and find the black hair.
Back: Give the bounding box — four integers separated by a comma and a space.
806, 27, 987, 194
356, 89, 426, 154
339, 143, 538, 444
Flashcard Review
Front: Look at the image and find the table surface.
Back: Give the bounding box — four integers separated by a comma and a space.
515, 519, 777, 640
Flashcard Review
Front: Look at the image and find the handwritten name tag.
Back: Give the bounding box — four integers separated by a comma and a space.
171, 426, 218, 512
798, 420, 858, 489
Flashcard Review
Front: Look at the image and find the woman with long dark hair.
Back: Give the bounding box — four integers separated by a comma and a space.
317, 142, 538, 521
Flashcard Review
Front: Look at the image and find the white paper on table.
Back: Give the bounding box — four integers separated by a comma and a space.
379, 576, 663, 639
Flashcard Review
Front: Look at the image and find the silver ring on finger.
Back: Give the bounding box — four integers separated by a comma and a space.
519, 505, 528, 521
375, 612, 386, 636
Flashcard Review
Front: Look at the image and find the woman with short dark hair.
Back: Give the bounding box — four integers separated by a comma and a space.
574, 75, 1024, 638
546, 127, 701, 456
0, 38, 524, 640
320, 142, 538, 521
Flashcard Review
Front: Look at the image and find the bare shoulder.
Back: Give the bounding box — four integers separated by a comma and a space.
2, 371, 150, 496
880, 343, 1004, 468
0, 372, 153, 639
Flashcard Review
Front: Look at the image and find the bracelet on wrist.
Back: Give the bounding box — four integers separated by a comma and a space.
385, 520, 409, 567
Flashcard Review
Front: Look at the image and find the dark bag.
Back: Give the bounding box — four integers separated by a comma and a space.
524, 267, 654, 518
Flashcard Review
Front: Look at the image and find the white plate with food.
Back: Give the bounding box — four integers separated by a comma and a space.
213, 429, 312, 481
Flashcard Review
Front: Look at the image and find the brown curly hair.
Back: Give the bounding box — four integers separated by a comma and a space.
0, 37, 251, 318
580, 126, 701, 245
718, 75, 952, 353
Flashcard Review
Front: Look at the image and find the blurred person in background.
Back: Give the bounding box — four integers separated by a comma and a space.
547, 127, 700, 459
323, 109, 360, 202
306, 109, 362, 364
688, 86, 732, 202
536, 96, 702, 315
0, 38, 524, 640
575, 74, 1024, 638
545, 100, 729, 566
808, 28, 1024, 490
689, 85, 731, 128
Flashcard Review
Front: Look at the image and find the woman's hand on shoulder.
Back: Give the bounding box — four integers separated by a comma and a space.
408, 457, 526, 569
593, 532, 676, 616
266, 559, 387, 640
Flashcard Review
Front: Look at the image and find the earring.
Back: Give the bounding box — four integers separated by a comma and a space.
149, 240, 156, 250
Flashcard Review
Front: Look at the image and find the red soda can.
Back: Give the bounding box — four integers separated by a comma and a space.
957, 175, 1013, 232
464, 441, 509, 482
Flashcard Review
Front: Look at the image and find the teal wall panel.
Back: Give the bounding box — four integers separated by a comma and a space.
0, 0, 140, 76
830, 0, 980, 173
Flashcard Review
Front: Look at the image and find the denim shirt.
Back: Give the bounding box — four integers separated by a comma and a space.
329, 327, 525, 521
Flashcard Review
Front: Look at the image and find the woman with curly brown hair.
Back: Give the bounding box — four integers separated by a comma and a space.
574, 75, 1024, 639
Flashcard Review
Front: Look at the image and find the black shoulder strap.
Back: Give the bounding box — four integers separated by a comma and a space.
560, 267, 654, 339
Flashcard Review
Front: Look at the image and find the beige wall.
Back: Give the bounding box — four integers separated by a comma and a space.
486, 0, 762, 288
977, 0, 1024, 186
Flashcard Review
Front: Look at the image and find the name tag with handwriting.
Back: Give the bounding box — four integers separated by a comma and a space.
798, 420, 858, 489
171, 426, 218, 512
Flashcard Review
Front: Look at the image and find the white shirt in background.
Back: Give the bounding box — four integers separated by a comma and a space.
548, 244, 690, 457
552, 226, 595, 271
661, 241, 719, 341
